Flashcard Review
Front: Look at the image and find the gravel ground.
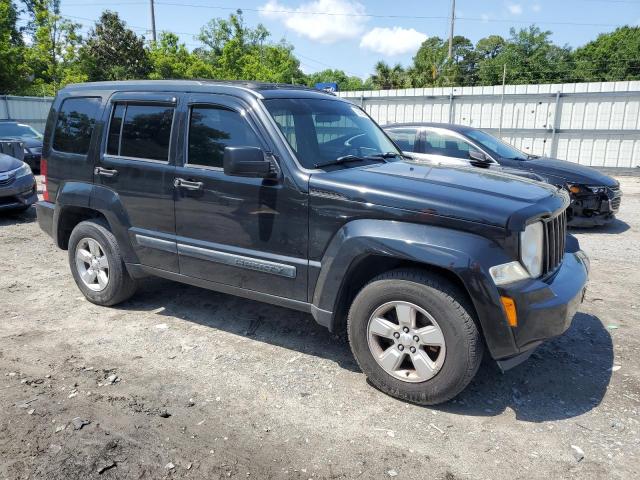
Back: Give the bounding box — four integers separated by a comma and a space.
0, 176, 638, 480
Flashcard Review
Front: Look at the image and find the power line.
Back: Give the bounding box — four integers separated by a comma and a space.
60, 1, 632, 28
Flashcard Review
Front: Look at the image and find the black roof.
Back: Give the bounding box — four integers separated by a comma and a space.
384, 122, 478, 133
60, 79, 339, 101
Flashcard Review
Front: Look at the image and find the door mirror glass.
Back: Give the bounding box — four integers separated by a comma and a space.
469, 149, 490, 164
223, 146, 272, 178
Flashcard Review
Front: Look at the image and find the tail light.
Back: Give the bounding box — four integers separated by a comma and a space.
41, 157, 49, 201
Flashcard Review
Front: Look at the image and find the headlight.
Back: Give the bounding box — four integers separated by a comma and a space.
567, 183, 605, 195
520, 221, 544, 278
24, 147, 32, 155
14, 162, 32, 178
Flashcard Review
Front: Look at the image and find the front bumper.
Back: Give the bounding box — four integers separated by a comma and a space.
568, 189, 622, 227
23, 154, 42, 172
495, 250, 589, 367
0, 174, 38, 211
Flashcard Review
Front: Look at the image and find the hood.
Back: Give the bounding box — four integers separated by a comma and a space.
22, 137, 43, 149
309, 161, 564, 228
0, 153, 23, 173
521, 157, 618, 187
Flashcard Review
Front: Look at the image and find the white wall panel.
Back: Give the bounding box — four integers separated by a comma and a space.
340, 81, 640, 168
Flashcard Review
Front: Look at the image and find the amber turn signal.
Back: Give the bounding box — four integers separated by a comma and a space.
569, 185, 581, 194
500, 296, 518, 327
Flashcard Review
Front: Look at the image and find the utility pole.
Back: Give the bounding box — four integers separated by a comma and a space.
149, 0, 157, 43
448, 0, 456, 59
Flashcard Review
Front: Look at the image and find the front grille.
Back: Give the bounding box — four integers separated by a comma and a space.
609, 185, 620, 192
0, 174, 16, 187
543, 209, 567, 275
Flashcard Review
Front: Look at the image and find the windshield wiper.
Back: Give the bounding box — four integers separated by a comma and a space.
313, 154, 385, 169
368, 152, 402, 159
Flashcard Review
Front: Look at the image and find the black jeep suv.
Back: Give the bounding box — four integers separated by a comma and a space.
36, 81, 589, 405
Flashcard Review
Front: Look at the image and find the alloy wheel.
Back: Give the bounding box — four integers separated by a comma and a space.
367, 301, 446, 383
75, 237, 110, 292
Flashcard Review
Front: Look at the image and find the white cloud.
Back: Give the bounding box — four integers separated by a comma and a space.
360, 27, 427, 56
261, 0, 367, 43
532, 3, 542, 12
506, 3, 523, 15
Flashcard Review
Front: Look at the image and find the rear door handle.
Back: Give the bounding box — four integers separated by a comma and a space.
94, 166, 118, 178
174, 178, 204, 191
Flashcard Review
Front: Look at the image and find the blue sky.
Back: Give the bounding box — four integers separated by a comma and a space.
59, 0, 640, 78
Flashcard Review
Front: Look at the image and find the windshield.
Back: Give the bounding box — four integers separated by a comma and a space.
263, 98, 400, 169
0, 122, 42, 139
466, 129, 528, 160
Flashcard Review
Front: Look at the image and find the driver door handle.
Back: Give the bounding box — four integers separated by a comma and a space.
174, 178, 204, 191
94, 166, 118, 178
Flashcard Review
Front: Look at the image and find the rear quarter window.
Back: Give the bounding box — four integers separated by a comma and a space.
52, 97, 101, 154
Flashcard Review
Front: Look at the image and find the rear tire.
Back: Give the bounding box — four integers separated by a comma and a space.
347, 269, 483, 405
68, 219, 137, 306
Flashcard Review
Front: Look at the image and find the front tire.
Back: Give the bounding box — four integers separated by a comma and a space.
347, 269, 483, 405
68, 219, 137, 306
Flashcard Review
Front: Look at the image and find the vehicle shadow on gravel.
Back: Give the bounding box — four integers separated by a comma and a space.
570, 218, 630, 235
439, 312, 613, 422
121, 277, 361, 372
119, 280, 611, 419
0, 206, 36, 226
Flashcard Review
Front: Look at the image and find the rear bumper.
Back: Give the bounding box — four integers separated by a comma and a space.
0, 175, 38, 211
35, 200, 55, 238
495, 250, 589, 365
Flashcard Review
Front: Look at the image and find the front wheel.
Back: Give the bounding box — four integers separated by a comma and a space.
347, 269, 483, 405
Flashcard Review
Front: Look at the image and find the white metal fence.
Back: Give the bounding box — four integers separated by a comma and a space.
339, 81, 640, 169
2, 82, 640, 168
1, 95, 53, 134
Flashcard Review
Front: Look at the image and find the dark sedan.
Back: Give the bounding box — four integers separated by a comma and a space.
0, 152, 38, 213
384, 123, 622, 227
0, 120, 44, 172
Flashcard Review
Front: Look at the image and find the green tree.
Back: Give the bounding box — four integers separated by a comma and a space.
475, 35, 506, 60
305, 69, 367, 91
197, 10, 304, 83
148, 32, 215, 79
78, 11, 150, 81
0, 0, 27, 93
22, 0, 84, 95
477, 26, 573, 85
370, 61, 408, 90
573, 26, 640, 81
409, 36, 477, 87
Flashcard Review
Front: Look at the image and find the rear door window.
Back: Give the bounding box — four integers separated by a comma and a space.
107, 103, 175, 161
52, 97, 101, 154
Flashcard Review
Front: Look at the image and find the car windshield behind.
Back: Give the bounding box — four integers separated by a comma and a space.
263, 98, 400, 169
466, 129, 528, 161
0, 122, 42, 139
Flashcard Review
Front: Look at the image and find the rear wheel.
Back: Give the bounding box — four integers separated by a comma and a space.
68, 220, 137, 306
347, 269, 483, 405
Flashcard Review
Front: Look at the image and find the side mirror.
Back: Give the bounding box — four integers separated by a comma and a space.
469, 149, 490, 166
223, 146, 272, 178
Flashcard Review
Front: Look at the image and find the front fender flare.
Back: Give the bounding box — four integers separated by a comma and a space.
311, 219, 518, 359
